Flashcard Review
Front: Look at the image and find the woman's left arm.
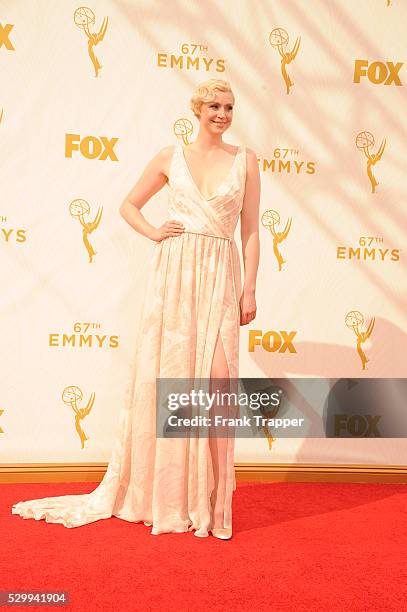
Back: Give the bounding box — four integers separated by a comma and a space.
240, 148, 261, 326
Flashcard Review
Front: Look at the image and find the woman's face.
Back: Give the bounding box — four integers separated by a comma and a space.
199, 91, 234, 133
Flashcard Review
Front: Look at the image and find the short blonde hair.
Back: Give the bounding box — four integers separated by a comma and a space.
190, 78, 234, 119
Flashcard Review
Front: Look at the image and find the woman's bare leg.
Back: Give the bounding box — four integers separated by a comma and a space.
209, 330, 230, 530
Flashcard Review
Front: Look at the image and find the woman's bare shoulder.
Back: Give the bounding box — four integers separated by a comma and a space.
156, 145, 176, 180
243, 147, 259, 172
244, 146, 257, 158
157, 145, 175, 161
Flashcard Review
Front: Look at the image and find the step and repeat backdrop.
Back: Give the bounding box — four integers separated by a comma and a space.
1, 0, 406, 466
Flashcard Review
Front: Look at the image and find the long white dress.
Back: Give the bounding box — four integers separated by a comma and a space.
12, 143, 247, 536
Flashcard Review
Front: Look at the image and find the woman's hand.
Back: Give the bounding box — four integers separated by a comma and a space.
150, 221, 185, 243
239, 289, 257, 326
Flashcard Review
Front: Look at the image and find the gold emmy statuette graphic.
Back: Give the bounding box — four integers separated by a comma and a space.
261, 209, 292, 271
0, 408, 4, 433
62, 385, 95, 449
356, 131, 386, 194
269, 28, 301, 95
174, 118, 194, 145
74, 7, 108, 77
262, 403, 280, 450
69, 199, 103, 263
345, 310, 375, 371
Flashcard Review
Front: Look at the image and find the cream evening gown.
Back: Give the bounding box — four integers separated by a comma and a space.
12, 143, 247, 536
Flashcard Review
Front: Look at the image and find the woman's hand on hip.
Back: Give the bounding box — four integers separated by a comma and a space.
150, 221, 185, 242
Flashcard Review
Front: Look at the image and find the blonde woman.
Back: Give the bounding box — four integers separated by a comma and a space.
12, 79, 260, 540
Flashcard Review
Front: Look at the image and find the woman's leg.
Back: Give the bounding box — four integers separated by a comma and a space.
209, 329, 231, 530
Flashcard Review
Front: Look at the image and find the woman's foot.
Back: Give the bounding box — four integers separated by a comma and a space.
210, 527, 232, 540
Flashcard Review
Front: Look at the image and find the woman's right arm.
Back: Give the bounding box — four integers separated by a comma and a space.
119, 146, 184, 243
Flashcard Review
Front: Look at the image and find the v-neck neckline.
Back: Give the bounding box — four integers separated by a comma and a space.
180, 144, 241, 201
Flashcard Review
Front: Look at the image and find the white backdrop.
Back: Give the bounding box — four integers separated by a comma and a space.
1, 0, 406, 465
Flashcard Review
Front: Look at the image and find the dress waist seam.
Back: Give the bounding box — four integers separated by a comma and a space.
181, 230, 232, 242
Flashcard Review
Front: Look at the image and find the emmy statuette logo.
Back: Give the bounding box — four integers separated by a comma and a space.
345, 310, 375, 371
69, 199, 103, 263
74, 7, 108, 77
355, 131, 386, 193
62, 386, 95, 448
269, 28, 301, 94
0, 22, 15, 50
174, 118, 194, 145
0, 408, 4, 433
261, 209, 291, 271
260, 402, 280, 451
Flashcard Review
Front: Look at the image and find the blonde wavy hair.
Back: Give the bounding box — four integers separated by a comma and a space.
190, 78, 234, 119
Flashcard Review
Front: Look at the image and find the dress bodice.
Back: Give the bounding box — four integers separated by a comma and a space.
166, 143, 247, 240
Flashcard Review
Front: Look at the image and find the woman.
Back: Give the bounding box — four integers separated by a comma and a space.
12, 78, 260, 540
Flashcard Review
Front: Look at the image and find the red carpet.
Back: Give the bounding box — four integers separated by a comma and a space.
2, 481, 407, 611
